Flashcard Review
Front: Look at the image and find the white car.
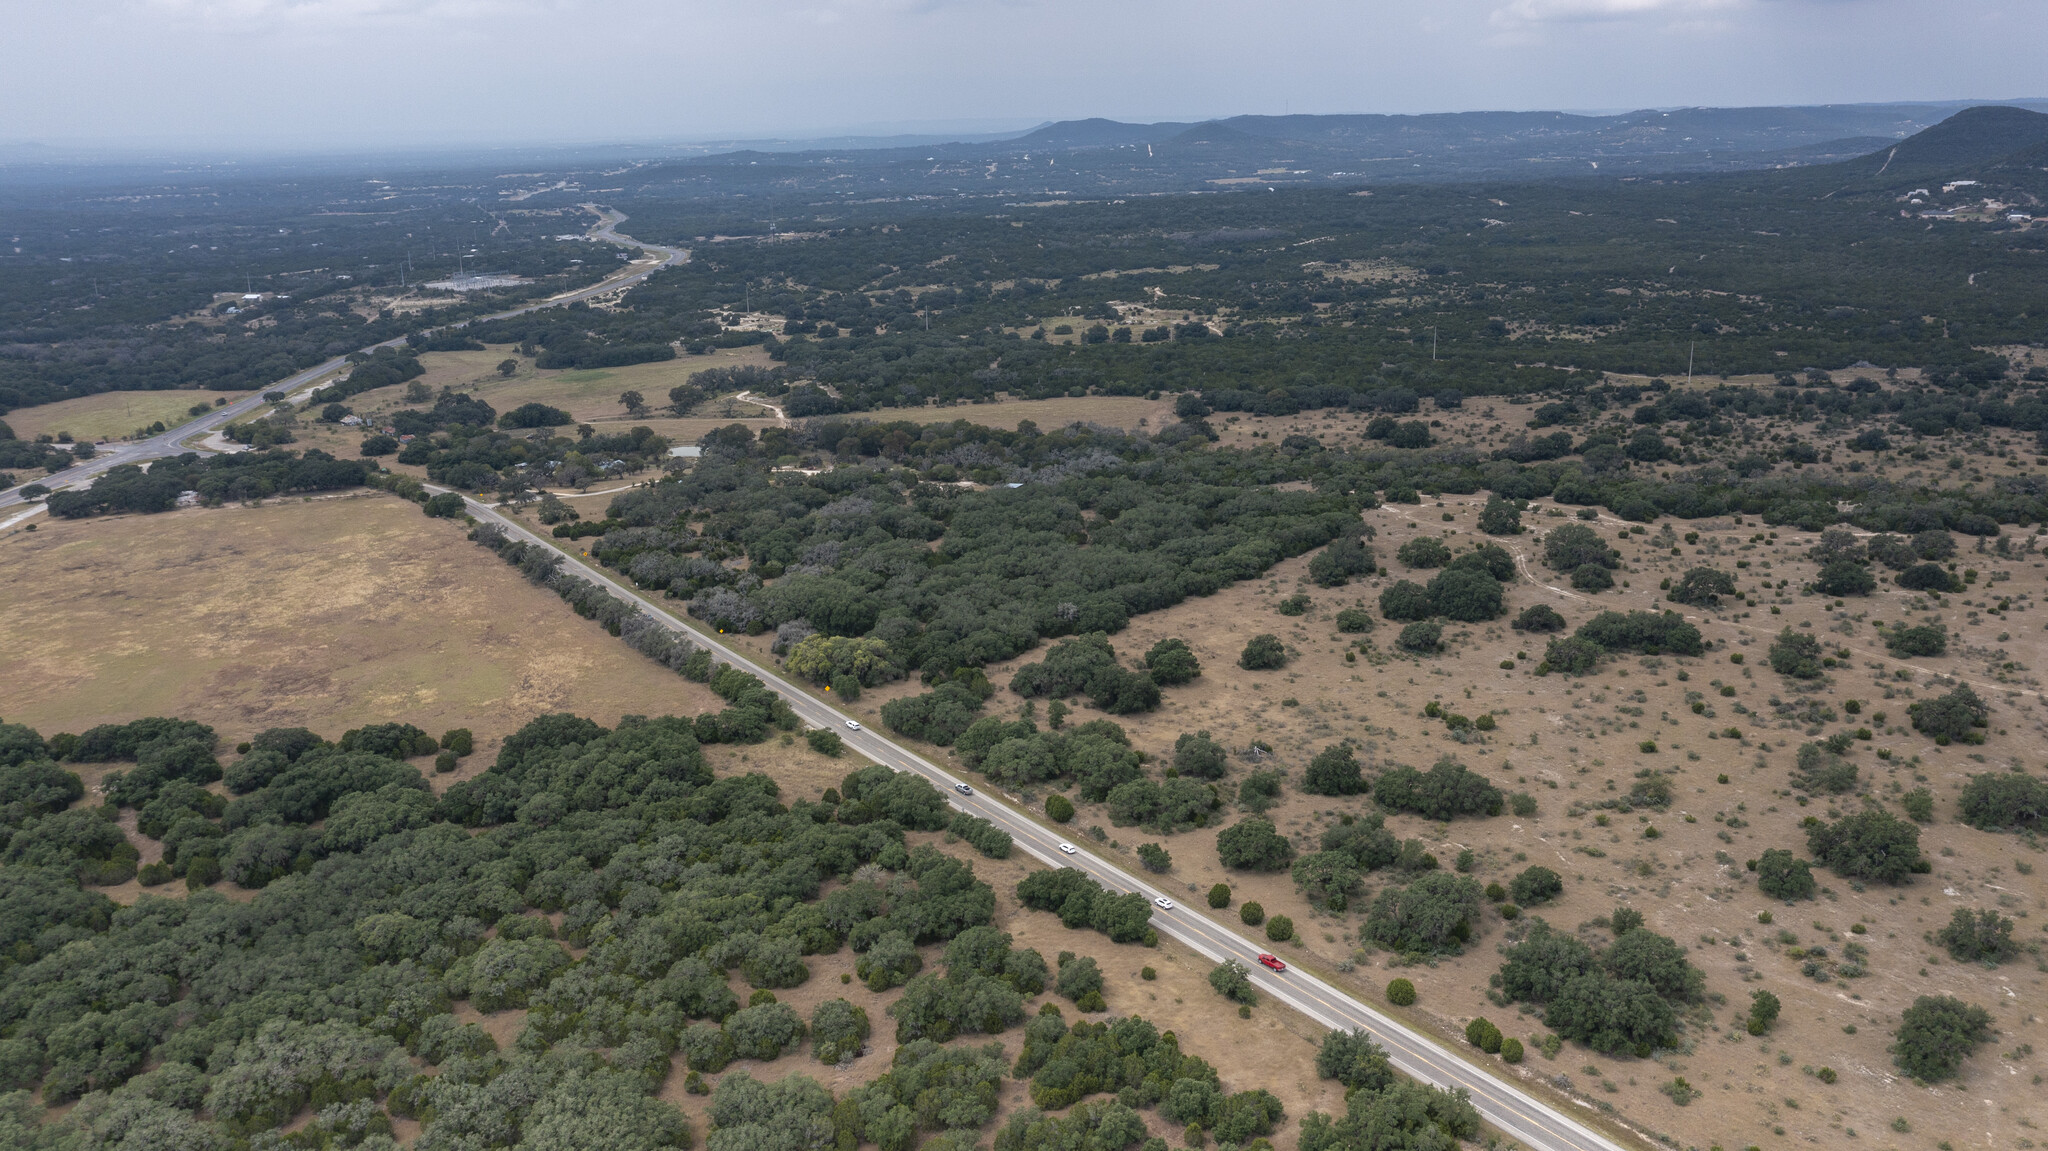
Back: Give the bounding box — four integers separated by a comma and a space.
1058, 843, 1077, 855
1154, 897, 1174, 910
844, 720, 861, 731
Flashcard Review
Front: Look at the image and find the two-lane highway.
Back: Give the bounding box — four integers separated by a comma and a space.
449, 487, 1639, 1151
0, 206, 686, 517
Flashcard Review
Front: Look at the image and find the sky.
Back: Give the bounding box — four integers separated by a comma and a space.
4, 0, 2044, 151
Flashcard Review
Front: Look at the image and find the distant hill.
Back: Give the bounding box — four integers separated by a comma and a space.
1840, 105, 2048, 180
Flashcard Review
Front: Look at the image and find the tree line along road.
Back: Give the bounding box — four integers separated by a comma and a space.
0, 205, 1636, 1150
443, 483, 1643, 1151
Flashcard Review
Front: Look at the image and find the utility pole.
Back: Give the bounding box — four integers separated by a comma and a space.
1687, 341, 1695, 386
1430, 326, 1438, 361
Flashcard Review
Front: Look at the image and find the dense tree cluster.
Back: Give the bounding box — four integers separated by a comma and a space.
1958, 770, 2048, 831
1015, 868, 1156, 944
1805, 808, 1927, 884
1303, 1029, 1479, 1151
1363, 872, 1484, 955
1009, 634, 1163, 715
1494, 914, 1704, 1055
1372, 759, 1503, 820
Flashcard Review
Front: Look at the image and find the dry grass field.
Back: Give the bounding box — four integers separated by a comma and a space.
339, 344, 779, 426
5, 390, 248, 444
0, 491, 719, 754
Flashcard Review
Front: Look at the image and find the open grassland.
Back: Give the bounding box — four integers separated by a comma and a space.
341, 344, 778, 426
0, 492, 718, 755
5, 389, 248, 444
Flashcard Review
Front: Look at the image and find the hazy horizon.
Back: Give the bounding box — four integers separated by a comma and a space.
7, 0, 2046, 152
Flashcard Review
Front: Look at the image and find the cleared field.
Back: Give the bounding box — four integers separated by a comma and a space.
0, 491, 718, 755
342, 345, 779, 425
5, 389, 248, 443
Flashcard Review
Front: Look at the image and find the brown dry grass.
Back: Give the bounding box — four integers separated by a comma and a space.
340, 345, 778, 427
6, 390, 249, 444
836, 401, 2048, 1151
0, 491, 721, 753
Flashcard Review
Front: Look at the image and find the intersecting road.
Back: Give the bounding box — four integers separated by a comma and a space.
0, 207, 684, 519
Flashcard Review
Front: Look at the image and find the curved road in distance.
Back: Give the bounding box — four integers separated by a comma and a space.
447, 487, 1639, 1151
0, 207, 685, 518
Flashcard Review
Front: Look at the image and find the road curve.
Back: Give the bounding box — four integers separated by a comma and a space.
448, 487, 1640, 1151
0, 207, 686, 515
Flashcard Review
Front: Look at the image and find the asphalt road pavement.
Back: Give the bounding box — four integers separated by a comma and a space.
0, 208, 685, 515
451, 488, 1638, 1151
0, 204, 1635, 1148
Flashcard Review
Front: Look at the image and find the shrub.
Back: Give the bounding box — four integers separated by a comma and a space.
1910, 684, 1988, 745
1746, 989, 1780, 1035
1386, 978, 1416, 1006
1807, 809, 1923, 884
1143, 638, 1203, 686
1544, 524, 1616, 572
1884, 623, 1948, 657
1892, 995, 1992, 1082
1792, 742, 1858, 795
1310, 535, 1377, 587
1901, 787, 1936, 823
1542, 635, 1603, 675
1768, 628, 1823, 678
1046, 794, 1075, 823
1511, 604, 1567, 633
1464, 1017, 1503, 1054
1937, 908, 2016, 964
1373, 759, 1502, 820
1478, 495, 1523, 536
1335, 608, 1375, 633
1218, 820, 1295, 871
1667, 567, 1737, 607
1815, 559, 1876, 597
1396, 537, 1451, 569
1575, 610, 1702, 656
1265, 915, 1294, 943
1753, 849, 1816, 900
1957, 771, 2048, 830
499, 402, 572, 428
1207, 883, 1231, 909
1364, 872, 1483, 954
1570, 563, 1614, 591
1500, 1037, 1524, 1063
1426, 568, 1504, 622
1136, 843, 1171, 873
1240, 901, 1265, 927
1304, 745, 1368, 796
1397, 621, 1443, 653
1209, 960, 1257, 1005
1378, 581, 1433, 622
805, 728, 844, 757
1170, 731, 1229, 780
1897, 562, 1960, 592
1508, 866, 1563, 905
1239, 634, 1286, 670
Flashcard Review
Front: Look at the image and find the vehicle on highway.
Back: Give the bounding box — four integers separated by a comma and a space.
953, 783, 974, 796
1257, 954, 1287, 972
1153, 897, 1174, 910
1058, 843, 1077, 855
844, 720, 861, 730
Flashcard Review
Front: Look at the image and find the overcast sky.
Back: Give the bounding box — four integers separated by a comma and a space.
5, 0, 2043, 151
